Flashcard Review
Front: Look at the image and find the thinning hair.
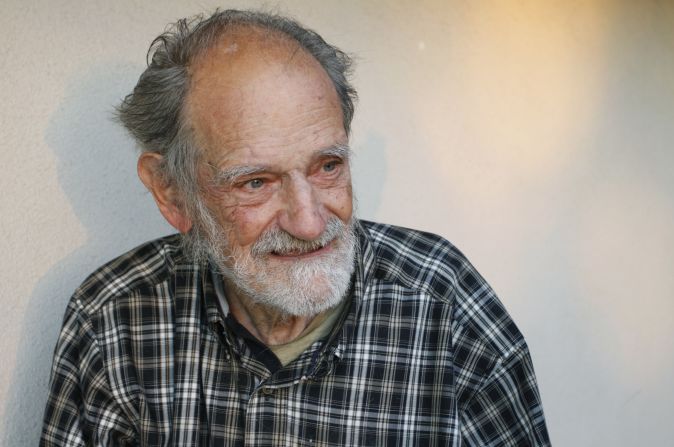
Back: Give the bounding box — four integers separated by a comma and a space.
116, 8, 357, 212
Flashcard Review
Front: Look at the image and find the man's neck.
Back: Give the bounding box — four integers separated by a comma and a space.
222, 281, 318, 346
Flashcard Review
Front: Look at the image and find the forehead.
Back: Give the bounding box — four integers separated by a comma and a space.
186, 28, 346, 166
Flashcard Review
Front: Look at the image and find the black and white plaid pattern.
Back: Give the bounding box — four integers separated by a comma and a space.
41, 220, 550, 446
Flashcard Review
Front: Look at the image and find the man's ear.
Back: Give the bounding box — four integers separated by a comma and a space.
137, 152, 193, 233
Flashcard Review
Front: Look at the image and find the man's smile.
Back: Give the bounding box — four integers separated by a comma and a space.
268, 239, 335, 259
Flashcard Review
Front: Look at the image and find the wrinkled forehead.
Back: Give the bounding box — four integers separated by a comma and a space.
184, 26, 343, 159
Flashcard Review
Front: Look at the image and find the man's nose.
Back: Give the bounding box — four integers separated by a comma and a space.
278, 175, 326, 241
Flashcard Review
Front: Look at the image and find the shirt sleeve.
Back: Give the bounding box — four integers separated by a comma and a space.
458, 341, 550, 446
448, 253, 550, 446
40, 296, 137, 446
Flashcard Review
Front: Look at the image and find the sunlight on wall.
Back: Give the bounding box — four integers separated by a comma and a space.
381, 2, 674, 429
420, 0, 611, 192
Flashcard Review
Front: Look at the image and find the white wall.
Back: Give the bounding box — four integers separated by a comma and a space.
2, 0, 673, 445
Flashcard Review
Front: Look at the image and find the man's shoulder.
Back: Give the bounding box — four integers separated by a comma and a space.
360, 219, 455, 250
358, 220, 479, 302
72, 234, 184, 315
357, 221, 527, 361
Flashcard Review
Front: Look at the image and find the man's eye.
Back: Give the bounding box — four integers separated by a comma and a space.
322, 161, 339, 172
245, 178, 264, 189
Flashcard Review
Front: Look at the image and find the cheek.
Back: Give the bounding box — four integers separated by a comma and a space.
219, 205, 275, 247
201, 185, 267, 247
323, 184, 353, 221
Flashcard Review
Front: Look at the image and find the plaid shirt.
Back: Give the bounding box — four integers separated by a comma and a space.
41, 220, 550, 446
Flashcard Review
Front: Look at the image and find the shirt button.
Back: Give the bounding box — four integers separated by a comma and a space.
262, 387, 274, 395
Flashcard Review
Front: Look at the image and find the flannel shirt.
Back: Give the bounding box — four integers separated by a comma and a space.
41, 220, 550, 446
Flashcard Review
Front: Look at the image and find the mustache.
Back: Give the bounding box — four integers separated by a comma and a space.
250, 218, 347, 256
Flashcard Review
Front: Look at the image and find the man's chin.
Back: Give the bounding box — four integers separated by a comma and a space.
209, 218, 356, 317
238, 260, 350, 317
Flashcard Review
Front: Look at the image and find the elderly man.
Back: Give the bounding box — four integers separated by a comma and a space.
41, 9, 550, 447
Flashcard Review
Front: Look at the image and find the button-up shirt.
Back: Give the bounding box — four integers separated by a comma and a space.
41, 220, 550, 446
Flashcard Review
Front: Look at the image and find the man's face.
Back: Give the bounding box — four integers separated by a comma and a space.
186, 32, 355, 316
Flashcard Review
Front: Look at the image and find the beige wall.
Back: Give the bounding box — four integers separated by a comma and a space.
2, 0, 673, 445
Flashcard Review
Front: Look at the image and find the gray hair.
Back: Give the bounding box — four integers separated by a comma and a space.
116, 8, 357, 215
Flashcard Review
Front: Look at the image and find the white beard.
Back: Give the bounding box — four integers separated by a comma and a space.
190, 204, 356, 317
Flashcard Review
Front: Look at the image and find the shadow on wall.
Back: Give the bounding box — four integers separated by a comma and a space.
2, 66, 173, 446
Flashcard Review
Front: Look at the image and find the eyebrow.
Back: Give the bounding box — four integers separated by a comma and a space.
209, 165, 268, 186
209, 143, 352, 186
317, 143, 352, 161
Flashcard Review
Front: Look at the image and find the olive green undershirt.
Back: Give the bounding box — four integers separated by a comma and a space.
212, 269, 348, 367
269, 296, 348, 366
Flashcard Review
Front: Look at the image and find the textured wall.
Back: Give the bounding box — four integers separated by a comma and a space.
2, 0, 673, 445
